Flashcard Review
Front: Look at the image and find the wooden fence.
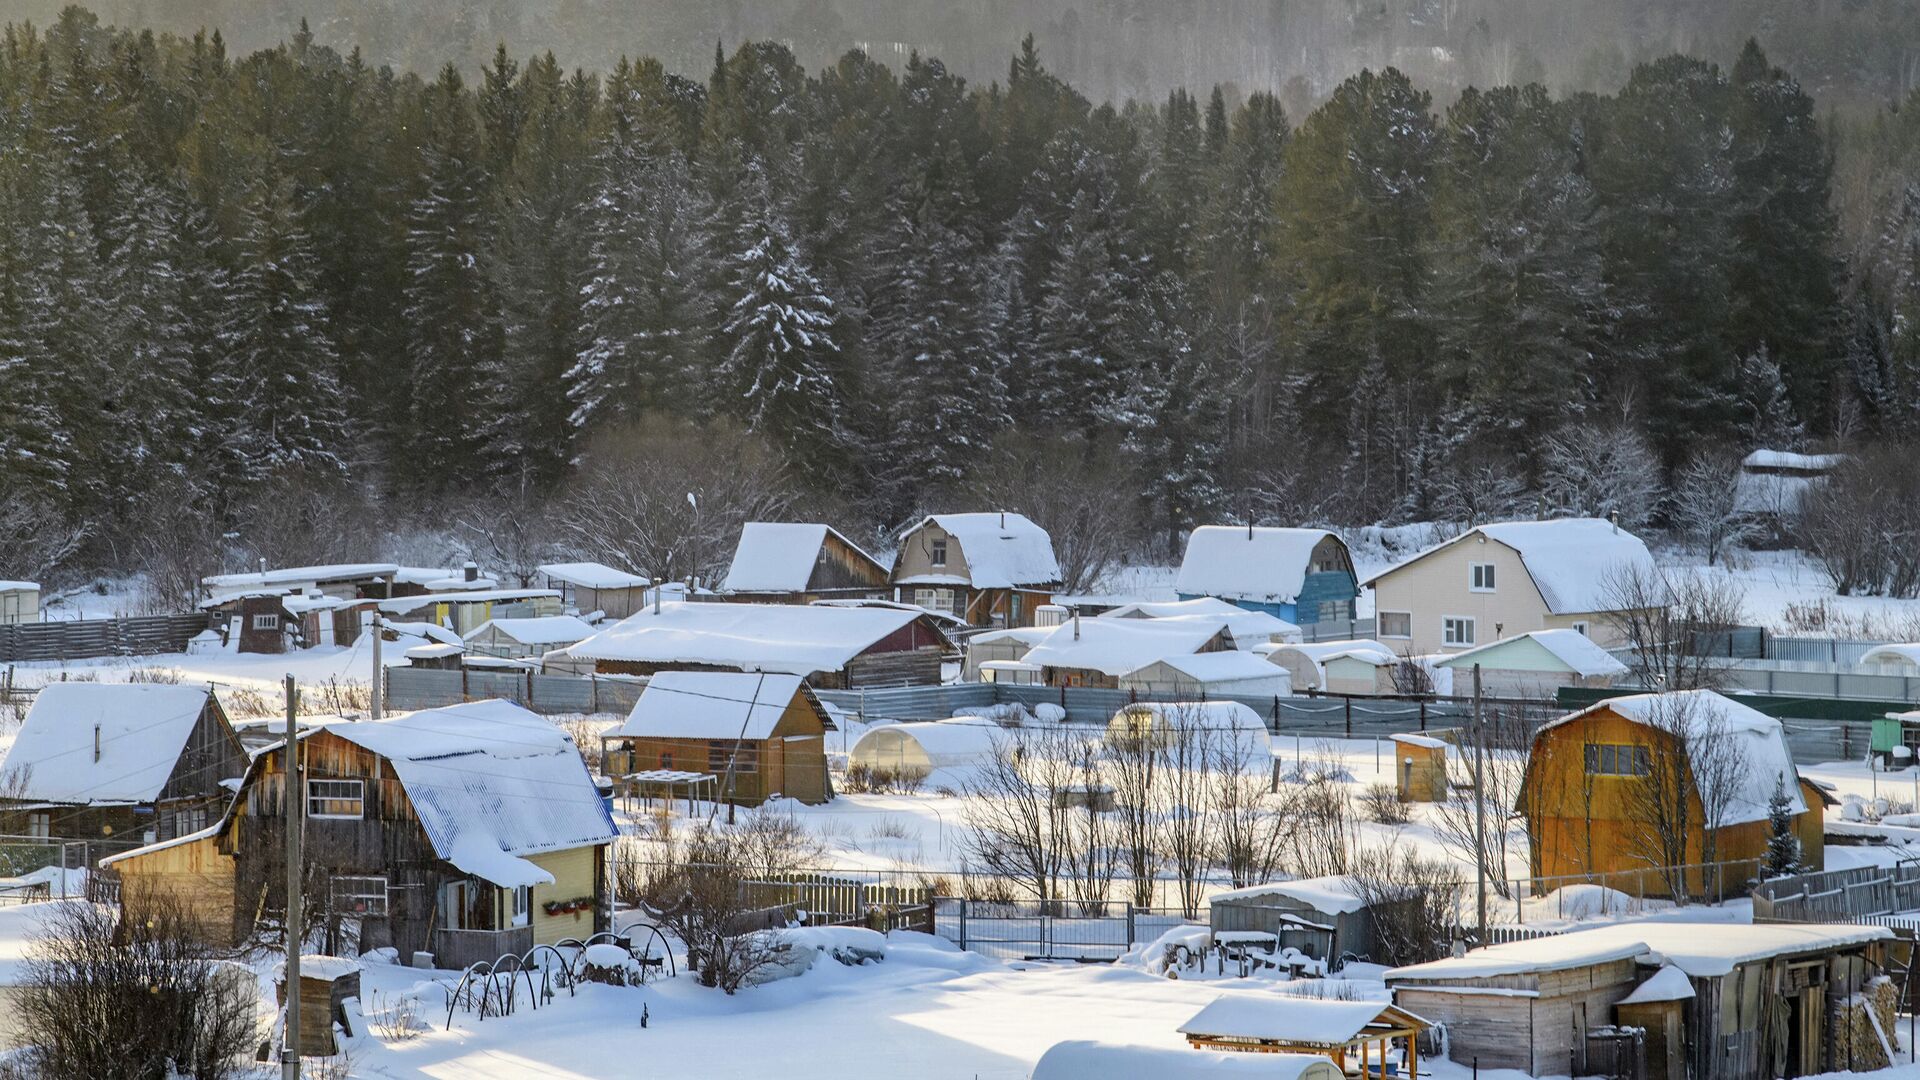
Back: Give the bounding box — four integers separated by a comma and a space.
1752, 862, 1920, 922
0, 613, 213, 662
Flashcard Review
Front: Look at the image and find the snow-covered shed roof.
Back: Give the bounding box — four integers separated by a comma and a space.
1389, 921, 1891, 984
811, 597, 967, 627
1174, 527, 1347, 605
968, 626, 1054, 648
326, 700, 617, 888
1103, 602, 1301, 650
1619, 965, 1695, 1004
1208, 875, 1369, 916
1125, 651, 1295, 687
393, 566, 498, 591
896, 513, 1061, 589
1271, 640, 1396, 669
1863, 644, 1920, 669
538, 562, 650, 590
203, 563, 399, 591
1364, 518, 1657, 615
1021, 617, 1230, 677
1436, 629, 1628, 678
0, 581, 37, 593
1542, 690, 1804, 825
1033, 1041, 1340, 1080
1113, 701, 1267, 732
1104, 598, 1244, 619
465, 615, 598, 646
378, 589, 560, 614
405, 643, 463, 660
568, 602, 935, 675
1742, 450, 1846, 472
608, 672, 816, 741
1178, 995, 1426, 1045
4, 684, 221, 805
722, 522, 883, 593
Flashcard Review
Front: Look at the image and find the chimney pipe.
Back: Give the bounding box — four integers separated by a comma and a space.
1073, 609, 1081, 641
463, 560, 478, 583
1609, 510, 1619, 534
653, 577, 664, 615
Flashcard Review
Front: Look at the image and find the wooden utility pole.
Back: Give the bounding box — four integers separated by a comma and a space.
282, 675, 302, 1080
1471, 664, 1489, 946
369, 611, 383, 721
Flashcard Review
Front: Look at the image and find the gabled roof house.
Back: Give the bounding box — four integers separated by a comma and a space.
1175, 526, 1359, 626
892, 512, 1062, 628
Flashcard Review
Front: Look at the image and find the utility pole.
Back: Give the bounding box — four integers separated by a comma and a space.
1471, 664, 1489, 946
282, 674, 302, 1080
369, 611, 383, 721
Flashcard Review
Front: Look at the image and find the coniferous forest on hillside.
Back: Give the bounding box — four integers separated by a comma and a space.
9, 5, 1920, 595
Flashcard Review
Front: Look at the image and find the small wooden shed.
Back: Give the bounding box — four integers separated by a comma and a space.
1206, 877, 1378, 966
277, 956, 361, 1057
602, 671, 834, 806
1613, 964, 1692, 1080
1178, 995, 1428, 1077
0, 581, 38, 625
1390, 732, 1449, 803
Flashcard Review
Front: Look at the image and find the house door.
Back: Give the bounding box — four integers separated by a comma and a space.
439, 880, 475, 930
1786, 989, 1823, 1077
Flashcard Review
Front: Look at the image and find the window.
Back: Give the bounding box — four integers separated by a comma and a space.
1469, 563, 1497, 592
25, 813, 48, 839
708, 740, 759, 774
1584, 743, 1651, 777
930, 539, 948, 567
915, 587, 956, 616
307, 778, 365, 819
170, 806, 206, 838
511, 885, 531, 927
333, 876, 389, 917
1572, 621, 1590, 636
252, 613, 280, 631
1442, 617, 1476, 647
658, 750, 674, 771
1379, 611, 1412, 639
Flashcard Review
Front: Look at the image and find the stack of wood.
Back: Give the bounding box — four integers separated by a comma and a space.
1829, 976, 1900, 1072
274, 957, 362, 1057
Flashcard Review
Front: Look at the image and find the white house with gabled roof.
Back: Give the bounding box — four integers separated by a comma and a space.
1362, 518, 1658, 655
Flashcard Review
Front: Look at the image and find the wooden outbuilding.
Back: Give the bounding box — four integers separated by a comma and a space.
1206, 876, 1383, 968
1020, 616, 1234, 689
1390, 732, 1449, 802
568, 601, 950, 689
891, 512, 1063, 628
721, 522, 891, 604
0, 581, 38, 625
538, 563, 651, 619
1173, 526, 1359, 626
601, 671, 834, 806
1033, 1041, 1341, 1080
0, 683, 246, 845
463, 615, 597, 659
1178, 995, 1428, 1078
1613, 964, 1692, 1080
1433, 628, 1628, 698
1518, 689, 1825, 896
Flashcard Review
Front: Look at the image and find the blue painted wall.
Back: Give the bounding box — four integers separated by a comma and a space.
1177, 569, 1357, 625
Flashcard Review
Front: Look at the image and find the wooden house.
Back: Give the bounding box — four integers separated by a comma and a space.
1363, 518, 1659, 654
567, 601, 951, 689
1206, 877, 1382, 967
1433, 628, 1628, 698
1174, 526, 1359, 627
1386, 921, 1897, 1079
1178, 996, 1428, 1077
0, 581, 37, 625
1518, 690, 1825, 896
891, 513, 1062, 628
463, 615, 597, 659
601, 672, 834, 806
1019, 616, 1234, 689
962, 626, 1053, 680
537, 562, 651, 619
102, 700, 618, 970
0, 683, 246, 844
721, 523, 890, 604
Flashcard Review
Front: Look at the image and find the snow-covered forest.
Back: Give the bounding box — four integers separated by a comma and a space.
4, 7, 1918, 593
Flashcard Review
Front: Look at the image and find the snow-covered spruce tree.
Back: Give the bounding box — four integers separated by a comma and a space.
106, 175, 201, 496
0, 172, 76, 506
716, 186, 847, 475
401, 64, 507, 495
220, 175, 350, 480
21, 170, 117, 517
1033, 188, 1136, 439
1764, 776, 1801, 877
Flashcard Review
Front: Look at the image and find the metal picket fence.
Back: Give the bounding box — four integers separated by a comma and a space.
932, 898, 1198, 962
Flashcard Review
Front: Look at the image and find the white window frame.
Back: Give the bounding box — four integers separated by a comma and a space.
1378, 611, 1413, 640
1442, 616, 1477, 648
253, 613, 281, 631
511, 884, 531, 927
307, 778, 366, 819
930, 539, 948, 567
25, 812, 48, 839
1572, 620, 1590, 636
334, 876, 390, 917
1469, 563, 1497, 593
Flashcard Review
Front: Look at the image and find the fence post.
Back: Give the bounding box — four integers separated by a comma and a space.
1127, 904, 1137, 948
958, 899, 968, 952
1419, 699, 1426, 731
1344, 696, 1352, 737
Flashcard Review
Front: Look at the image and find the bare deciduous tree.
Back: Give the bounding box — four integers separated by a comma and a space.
1105, 738, 1163, 908
1430, 708, 1535, 900
1156, 712, 1220, 919
1669, 449, 1755, 566
638, 824, 789, 993
1616, 693, 1752, 902
455, 484, 557, 588
957, 727, 1077, 907
1601, 562, 1746, 690
0, 494, 87, 589
959, 431, 1136, 591
1538, 422, 1664, 531
1801, 445, 1920, 597
1345, 842, 1465, 967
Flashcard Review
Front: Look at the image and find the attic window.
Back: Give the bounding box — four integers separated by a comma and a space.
930, 539, 948, 567
1469, 563, 1496, 592
1584, 743, 1651, 777
307, 779, 365, 819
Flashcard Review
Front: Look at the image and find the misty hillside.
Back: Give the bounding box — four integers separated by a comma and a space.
4, 0, 1919, 108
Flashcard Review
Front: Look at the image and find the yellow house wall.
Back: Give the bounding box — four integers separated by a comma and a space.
109, 833, 238, 945
526, 845, 602, 946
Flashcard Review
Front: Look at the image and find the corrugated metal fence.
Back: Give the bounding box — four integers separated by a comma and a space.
384, 667, 645, 716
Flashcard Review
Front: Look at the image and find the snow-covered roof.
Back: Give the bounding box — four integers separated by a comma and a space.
896, 513, 1061, 589
1437, 629, 1628, 678
722, 522, 883, 593
608, 672, 812, 741
1272, 640, 1395, 664
849, 720, 1007, 768
1174, 527, 1346, 605
326, 701, 617, 888
1542, 690, 1804, 825
1742, 450, 1845, 472
1178, 995, 1422, 1045
1113, 701, 1267, 731
1208, 875, 1368, 916
393, 567, 498, 591
4, 684, 219, 805
1389, 921, 1891, 983
1103, 602, 1301, 650
1863, 644, 1920, 669
0, 581, 36, 593
379, 589, 560, 614
1364, 518, 1657, 615
405, 644, 463, 660
1034, 1041, 1339, 1080
1619, 965, 1694, 1004
1104, 598, 1244, 619
538, 562, 650, 590
385, 621, 463, 647
1389, 733, 1448, 750
968, 626, 1054, 647
1021, 618, 1230, 677
465, 615, 598, 646
568, 602, 935, 675
1125, 651, 1294, 685
811, 597, 967, 627
203, 563, 399, 590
